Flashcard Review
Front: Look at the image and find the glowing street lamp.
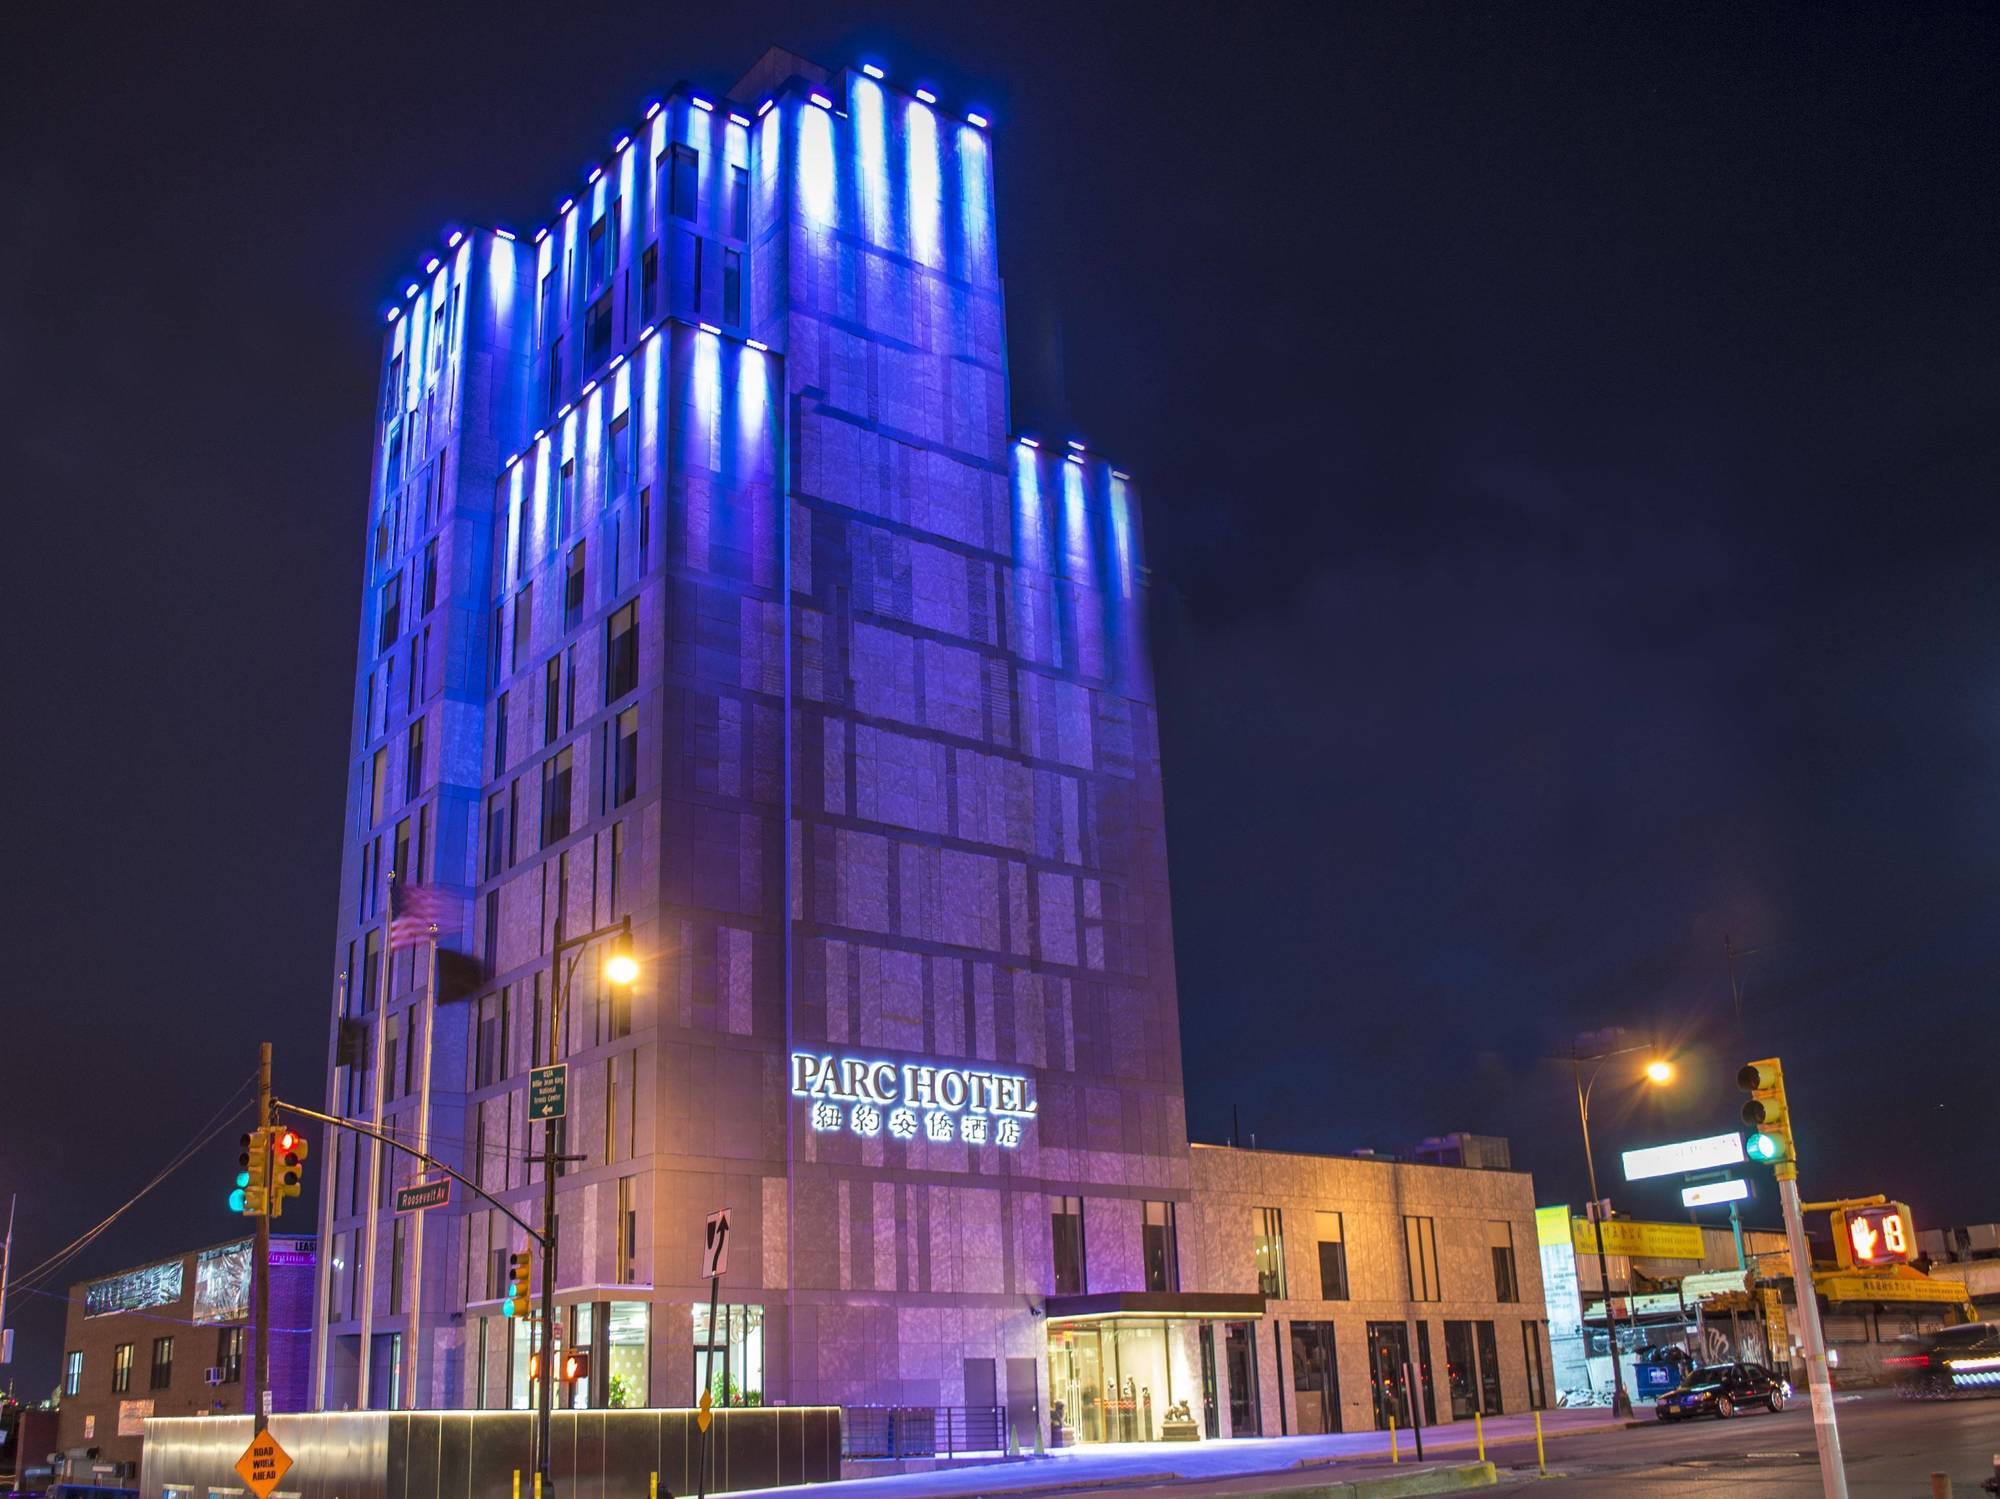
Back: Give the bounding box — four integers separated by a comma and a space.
1644, 1059, 1674, 1085
605, 952, 639, 986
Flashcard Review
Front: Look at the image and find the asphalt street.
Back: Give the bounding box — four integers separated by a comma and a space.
1485, 1392, 1999, 1497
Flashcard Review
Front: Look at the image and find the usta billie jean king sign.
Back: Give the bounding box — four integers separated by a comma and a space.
790, 1052, 1038, 1147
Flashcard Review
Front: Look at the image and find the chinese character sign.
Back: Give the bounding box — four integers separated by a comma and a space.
791, 1051, 1037, 1149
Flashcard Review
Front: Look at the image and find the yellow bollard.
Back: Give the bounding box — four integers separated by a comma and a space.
1388, 1414, 1398, 1464
1534, 1410, 1546, 1474
533, 1474, 542, 1499
1475, 1411, 1484, 1461
512, 1473, 520, 1499
651, 1473, 659, 1499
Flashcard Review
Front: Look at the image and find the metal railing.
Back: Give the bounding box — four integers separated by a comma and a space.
842, 1404, 1008, 1458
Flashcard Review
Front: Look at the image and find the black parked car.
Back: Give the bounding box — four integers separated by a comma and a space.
1655, 1361, 1789, 1421
1887, 1322, 2000, 1399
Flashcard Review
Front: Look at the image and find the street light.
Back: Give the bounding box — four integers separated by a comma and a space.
536, 916, 637, 1496
1570, 1037, 1675, 1417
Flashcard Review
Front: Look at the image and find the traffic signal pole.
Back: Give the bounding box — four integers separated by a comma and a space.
1777, 1172, 1847, 1498
254, 1041, 272, 1436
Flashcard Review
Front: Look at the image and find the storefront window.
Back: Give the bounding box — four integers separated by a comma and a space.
693, 1302, 764, 1405
1253, 1209, 1286, 1299
605, 1301, 649, 1407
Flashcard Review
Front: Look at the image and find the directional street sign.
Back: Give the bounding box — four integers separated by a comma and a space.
235, 1429, 292, 1499
1621, 1133, 1746, 1183
529, 1063, 569, 1121
396, 1179, 452, 1213
701, 1209, 732, 1279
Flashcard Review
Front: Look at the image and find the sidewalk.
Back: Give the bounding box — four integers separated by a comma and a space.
738, 1408, 1623, 1499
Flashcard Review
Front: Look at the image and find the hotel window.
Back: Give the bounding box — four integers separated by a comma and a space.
609, 819, 626, 912
541, 748, 573, 846
543, 657, 562, 745
1051, 1195, 1086, 1295
670, 144, 698, 220
485, 795, 506, 879
482, 891, 500, 980
361, 927, 382, 1012
63, 1351, 81, 1397
723, 249, 742, 325
1253, 1207, 1287, 1299
564, 543, 587, 631
1522, 1322, 1548, 1410
378, 572, 402, 651
1316, 1211, 1350, 1300
150, 1336, 174, 1390
494, 690, 510, 777
383, 1012, 401, 1103
587, 212, 609, 291
512, 582, 533, 673
729, 164, 748, 238
606, 601, 638, 702
556, 459, 577, 542
1404, 1215, 1442, 1302
384, 352, 405, 419
585, 291, 612, 368
694, 1303, 761, 1406
616, 1175, 639, 1282
217, 1326, 245, 1384
1490, 1221, 1519, 1303
369, 747, 388, 826
539, 270, 557, 343
393, 818, 411, 885
564, 644, 578, 731
641, 242, 658, 318
612, 707, 639, 807
389, 1219, 407, 1314
637, 486, 651, 573
608, 409, 632, 496
112, 1342, 134, 1393
405, 715, 425, 798
422, 538, 438, 615
1143, 1200, 1179, 1292
546, 335, 564, 416
476, 991, 506, 1088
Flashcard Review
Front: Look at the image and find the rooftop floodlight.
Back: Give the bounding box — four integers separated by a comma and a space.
690, 94, 713, 113
1111, 469, 1130, 480
404, 283, 419, 298
756, 97, 774, 117
447, 231, 463, 248
533, 429, 546, 442
698, 321, 721, 335
1065, 452, 1084, 464
615, 134, 631, 151
745, 338, 770, 352
506, 452, 520, 469
809, 92, 833, 110
386, 307, 400, 323
580, 380, 597, 397
915, 88, 938, 105
560, 196, 575, 213
966, 111, 989, 128
608, 353, 625, 370
425, 257, 441, 273
534, 226, 549, 243
1067, 439, 1086, 451
1017, 436, 1040, 449
640, 324, 657, 340
644, 100, 662, 119
587, 166, 602, 184
494, 227, 516, 241
861, 63, 886, 79
557, 403, 573, 419
728, 112, 751, 128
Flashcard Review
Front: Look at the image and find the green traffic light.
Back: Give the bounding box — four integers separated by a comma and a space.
229, 1188, 246, 1213
1747, 1131, 1782, 1162
236, 1171, 251, 1188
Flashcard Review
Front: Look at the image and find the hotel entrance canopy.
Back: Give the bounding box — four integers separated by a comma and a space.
1044, 1291, 1266, 1324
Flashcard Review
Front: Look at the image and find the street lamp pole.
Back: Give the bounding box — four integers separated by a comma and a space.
535, 915, 632, 1499
1571, 1049, 1632, 1417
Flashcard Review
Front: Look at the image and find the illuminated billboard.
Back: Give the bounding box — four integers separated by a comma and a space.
790, 1051, 1037, 1147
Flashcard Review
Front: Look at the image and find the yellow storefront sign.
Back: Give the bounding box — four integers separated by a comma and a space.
1570, 1218, 1705, 1260
1818, 1269, 1972, 1307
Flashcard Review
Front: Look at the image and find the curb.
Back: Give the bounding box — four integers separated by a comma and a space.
1234, 1460, 1500, 1498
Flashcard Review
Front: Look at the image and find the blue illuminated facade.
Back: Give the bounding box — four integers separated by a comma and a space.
317, 47, 1178, 1428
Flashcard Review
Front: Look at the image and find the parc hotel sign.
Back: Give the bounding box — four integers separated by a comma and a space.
791, 1052, 1037, 1148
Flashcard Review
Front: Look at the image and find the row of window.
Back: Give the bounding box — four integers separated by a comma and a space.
65, 1329, 245, 1397
1050, 1203, 1520, 1306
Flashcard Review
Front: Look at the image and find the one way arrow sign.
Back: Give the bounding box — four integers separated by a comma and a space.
701, 1209, 731, 1280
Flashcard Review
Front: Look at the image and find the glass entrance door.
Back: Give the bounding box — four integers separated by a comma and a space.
1223, 1321, 1260, 1436
1366, 1322, 1412, 1431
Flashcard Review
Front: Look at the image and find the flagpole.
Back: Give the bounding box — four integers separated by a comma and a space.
356, 871, 396, 1410
403, 926, 440, 1409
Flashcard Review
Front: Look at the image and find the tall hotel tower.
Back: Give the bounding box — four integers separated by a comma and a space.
317, 48, 1183, 1424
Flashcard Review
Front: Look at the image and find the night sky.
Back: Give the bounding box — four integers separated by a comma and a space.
7, 2, 1996, 1388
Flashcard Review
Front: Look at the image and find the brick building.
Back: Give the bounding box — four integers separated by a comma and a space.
53, 1237, 314, 1484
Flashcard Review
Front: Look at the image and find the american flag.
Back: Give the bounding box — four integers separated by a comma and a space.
388, 878, 457, 950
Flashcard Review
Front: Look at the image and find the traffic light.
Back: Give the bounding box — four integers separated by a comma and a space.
1840, 1203, 1916, 1269
561, 1350, 591, 1384
504, 1250, 534, 1318
1737, 1058, 1795, 1176
235, 1129, 270, 1217
270, 1128, 308, 1216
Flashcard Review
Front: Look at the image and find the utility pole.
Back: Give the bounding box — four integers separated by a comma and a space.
254, 1042, 272, 1436
0, 1193, 16, 1375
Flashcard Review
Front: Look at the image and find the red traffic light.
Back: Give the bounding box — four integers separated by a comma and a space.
562, 1350, 591, 1382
